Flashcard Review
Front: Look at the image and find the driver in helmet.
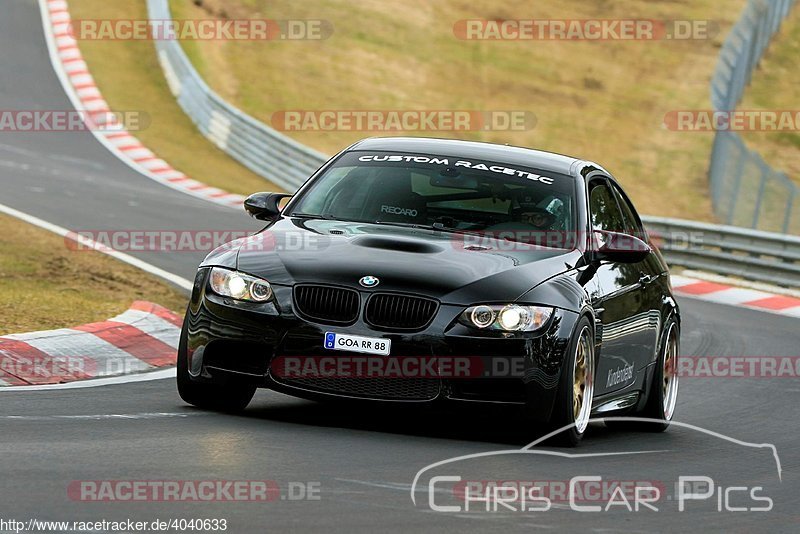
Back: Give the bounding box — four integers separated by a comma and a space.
517, 203, 556, 230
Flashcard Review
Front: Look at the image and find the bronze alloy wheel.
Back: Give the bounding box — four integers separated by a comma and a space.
572, 325, 595, 434
662, 322, 679, 421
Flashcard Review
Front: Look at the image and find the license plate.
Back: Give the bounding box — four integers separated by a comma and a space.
323, 332, 391, 356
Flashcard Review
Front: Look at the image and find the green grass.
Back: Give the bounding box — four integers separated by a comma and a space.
0, 215, 187, 335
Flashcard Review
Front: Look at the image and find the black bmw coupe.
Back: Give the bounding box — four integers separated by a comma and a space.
177, 137, 680, 445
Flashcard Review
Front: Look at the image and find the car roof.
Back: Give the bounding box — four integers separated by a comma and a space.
348, 137, 593, 177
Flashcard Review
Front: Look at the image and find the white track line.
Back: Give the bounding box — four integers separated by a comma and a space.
0, 202, 192, 291
0, 411, 201, 420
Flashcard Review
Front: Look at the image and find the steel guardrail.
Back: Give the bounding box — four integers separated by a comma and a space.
146, 0, 328, 192
642, 216, 800, 287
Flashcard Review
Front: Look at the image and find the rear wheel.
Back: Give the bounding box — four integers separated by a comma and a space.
606, 318, 679, 432
176, 321, 256, 413
546, 317, 595, 446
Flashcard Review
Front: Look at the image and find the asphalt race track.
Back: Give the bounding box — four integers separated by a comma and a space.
1, 1, 798, 531
0, 0, 264, 277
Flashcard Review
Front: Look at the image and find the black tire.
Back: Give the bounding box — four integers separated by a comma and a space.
606, 318, 679, 432
176, 319, 256, 413
545, 316, 595, 447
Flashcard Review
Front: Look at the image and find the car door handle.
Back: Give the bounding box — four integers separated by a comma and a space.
639, 274, 655, 285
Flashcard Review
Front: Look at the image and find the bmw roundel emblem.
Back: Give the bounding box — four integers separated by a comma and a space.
359, 275, 380, 288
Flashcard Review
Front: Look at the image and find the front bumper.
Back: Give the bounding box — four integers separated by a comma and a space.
183, 268, 579, 422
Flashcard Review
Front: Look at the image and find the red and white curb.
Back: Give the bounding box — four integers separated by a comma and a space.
672, 274, 800, 318
40, 0, 245, 210
0, 301, 181, 387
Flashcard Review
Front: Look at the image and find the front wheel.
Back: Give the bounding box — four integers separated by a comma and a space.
546, 316, 595, 446
176, 321, 256, 413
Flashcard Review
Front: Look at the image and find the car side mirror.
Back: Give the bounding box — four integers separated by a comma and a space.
592, 230, 651, 264
244, 192, 292, 221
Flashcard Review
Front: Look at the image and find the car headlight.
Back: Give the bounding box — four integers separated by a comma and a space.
209, 267, 273, 302
459, 304, 553, 332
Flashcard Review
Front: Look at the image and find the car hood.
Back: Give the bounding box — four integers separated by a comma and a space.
218, 218, 581, 304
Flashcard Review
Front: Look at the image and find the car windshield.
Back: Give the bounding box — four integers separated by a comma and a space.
289, 150, 577, 247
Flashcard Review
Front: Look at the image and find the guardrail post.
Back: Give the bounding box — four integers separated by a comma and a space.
751, 160, 769, 229
726, 140, 748, 225
783, 180, 796, 234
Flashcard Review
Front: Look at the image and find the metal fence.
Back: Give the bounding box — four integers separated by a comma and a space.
146, 0, 327, 192
708, 0, 798, 234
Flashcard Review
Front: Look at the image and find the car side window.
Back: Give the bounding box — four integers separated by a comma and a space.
589, 180, 626, 234
612, 184, 645, 238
